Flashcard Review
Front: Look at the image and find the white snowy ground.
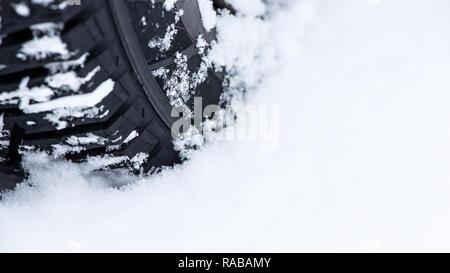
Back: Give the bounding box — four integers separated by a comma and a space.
2, 0, 450, 252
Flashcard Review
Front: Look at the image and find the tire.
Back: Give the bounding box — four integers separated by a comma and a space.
0, 0, 224, 193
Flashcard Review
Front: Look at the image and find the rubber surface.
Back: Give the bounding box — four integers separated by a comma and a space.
0, 0, 224, 193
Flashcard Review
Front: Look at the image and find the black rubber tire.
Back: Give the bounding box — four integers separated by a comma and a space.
0, 0, 224, 193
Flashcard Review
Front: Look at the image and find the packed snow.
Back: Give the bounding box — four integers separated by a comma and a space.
2, 0, 450, 252
24, 79, 114, 114
16, 23, 71, 61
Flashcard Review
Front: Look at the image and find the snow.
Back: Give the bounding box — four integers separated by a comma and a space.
0, 69, 114, 130
148, 9, 184, 52
17, 36, 69, 61
44, 105, 108, 131
153, 53, 192, 106
51, 144, 84, 158
17, 36, 69, 60
141, 16, 147, 26
0, 77, 54, 108
2, 0, 450, 252
33, 0, 69, 10
163, 0, 178, 11
0, 114, 4, 131
3, 21, 109, 134
66, 134, 109, 146
46, 53, 89, 74
84, 154, 129, 170
31, 0, 54, 7
0, 114, 10, 151
196, 35, 208, 55
30, 22, 63, 35
12, 2, 30, 17
148, 24, 178, 52
153, 40, 212, 107
17, 23, 71, 61
45, 66, 100, 92
130, 153, 150, 171
123, 130, 139, 144
23, 79, 114, 114
197, 0, 217, 32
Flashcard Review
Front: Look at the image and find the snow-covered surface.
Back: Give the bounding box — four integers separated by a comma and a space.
2, 0, 450, 252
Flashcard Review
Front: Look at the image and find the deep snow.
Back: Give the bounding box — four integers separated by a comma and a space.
2, 0, 450, 251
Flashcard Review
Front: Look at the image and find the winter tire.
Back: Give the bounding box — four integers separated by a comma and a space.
0, 0, 224, 192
